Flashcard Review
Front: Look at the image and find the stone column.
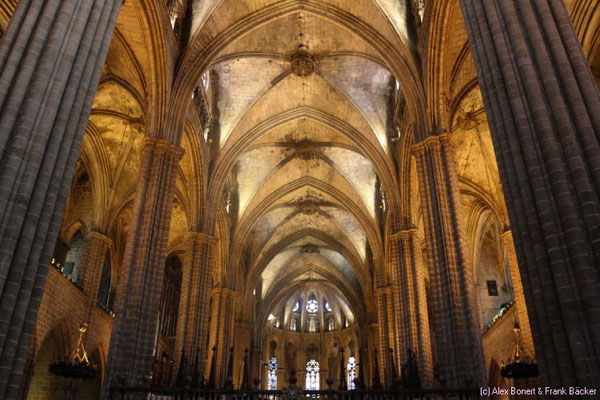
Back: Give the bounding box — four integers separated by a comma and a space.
501, 230, 534, 356
209, 288, 237, 387
412, 134, 486, 388
0, 0, 121, 396
78, 231, 112, 323
102, 138, 183, 393
173, 232, 215, 384
459, 0, 600, 387
374, 287, 393, 387
233, 321, 252, 387
388, 229, 434, 388
366, 322, 379, 387
249, 345, 261, 388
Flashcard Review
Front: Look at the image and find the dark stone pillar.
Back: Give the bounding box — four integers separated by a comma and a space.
459, 0, 600, 387
412, 134, 486, 388
102, 138, 183, 394
0, 0, 121, 397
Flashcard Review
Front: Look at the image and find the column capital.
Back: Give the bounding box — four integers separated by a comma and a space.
235, 321, 253, 330
143, 136, 185, 161
375, 285, 394, 295
500, 229, 514, 242
411, 133, 450, 156
186, 231, 217, 245
87, 230, 112, 246
212, 287, 240, 300
387, 228, 420, 241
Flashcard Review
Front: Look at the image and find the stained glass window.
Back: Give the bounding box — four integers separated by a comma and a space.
268, 357, 277, 389
306, 298, 318, 314
202, 71, 210, 90
305, 359, 320, 390
347, 356, 356, 390
292, 302, 300, 312
325, 301, 332, 312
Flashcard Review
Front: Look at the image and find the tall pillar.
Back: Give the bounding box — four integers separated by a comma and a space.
374, 287, 393, 387
103, 138, 183, 393
79, 231, 112, 323
233, 321, 252, 387
459, 0, 600, 387
207, 288, 237, 387
249, 345, 261, 388
0, 0, 121, 397
412, 134, 486, 388
366, 322, 379, 387
501, 230, 534, 356
173, 232, 215, 384
388, 229, 434, 388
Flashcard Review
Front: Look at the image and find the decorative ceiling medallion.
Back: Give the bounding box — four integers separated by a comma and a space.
298, 200, 319, 215
294, 138, 319, 160
291, 50, 314, 77
301, 244, 319, 254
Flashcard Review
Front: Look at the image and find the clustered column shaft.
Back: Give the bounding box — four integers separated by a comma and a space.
206, 288, 237, 387
374, 287, 393, 386
459, 0, 600, 387
103, 138, 183, 394
388, 229, 433, 388
366, 322, 379, 387
233, 322, 252, 387
412, 134, 486, 388
0, 0, 120, 397
174, 232, 216, 384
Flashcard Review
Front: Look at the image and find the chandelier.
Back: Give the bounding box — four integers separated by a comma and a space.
500, 322, 538, 379
49, 323, 97, 380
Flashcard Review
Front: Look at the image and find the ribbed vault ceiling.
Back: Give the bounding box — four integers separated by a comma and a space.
193, 0, 413, 324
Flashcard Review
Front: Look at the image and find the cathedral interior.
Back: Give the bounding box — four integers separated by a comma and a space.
0, 0, 599, 399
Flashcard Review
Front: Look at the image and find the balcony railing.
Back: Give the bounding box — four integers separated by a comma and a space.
109, 386, 480, 400
482, 300, 515, 334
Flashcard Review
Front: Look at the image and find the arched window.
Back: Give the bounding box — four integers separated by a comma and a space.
96, 252, 111, 311
290, 317, 297, 331
63, 230, 84, 285
292, 301, 300, 312
268, 357, 277, 389
305, 359, 320, 390
347, 356, 356, 390
202, 71, 210, 90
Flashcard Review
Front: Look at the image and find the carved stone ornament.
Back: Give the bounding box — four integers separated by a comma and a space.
291, 50, 314, 77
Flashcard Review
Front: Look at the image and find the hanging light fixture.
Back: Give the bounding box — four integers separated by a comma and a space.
500, 322, 538, 379
49, 323, 97, 380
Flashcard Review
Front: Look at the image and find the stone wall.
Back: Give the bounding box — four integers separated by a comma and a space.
26, 268, 114, 398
